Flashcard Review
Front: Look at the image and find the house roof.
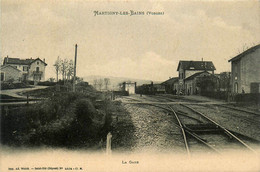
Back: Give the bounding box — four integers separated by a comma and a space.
3, 57, 47, 66
177, 60, 216, 71
228, 44, 260, 62
161, 77, 179, 85
0, 65, 22, 72
31, 58, 47, 66
184, 71, 211, 81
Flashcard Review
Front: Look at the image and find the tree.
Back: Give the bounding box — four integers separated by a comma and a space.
219, 72, 231, 92
60, 59, 69, 82
104, 78, 110, 90
97, 79, 103, 91
53, 56, 61, 82
118, 82, 124, 90
93, 79, 98, 90
67, 60, 74, 80
76, 76, 83, 83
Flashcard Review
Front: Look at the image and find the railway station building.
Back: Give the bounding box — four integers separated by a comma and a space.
177, 60, 216, 94
161, 77, 178, 94
184, 71, 219, 95
228, 44, 260, 94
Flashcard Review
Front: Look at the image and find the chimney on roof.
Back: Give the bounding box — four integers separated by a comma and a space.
6, 55, 8, 62
202, 58, 203, 61
43, 58, 45, 62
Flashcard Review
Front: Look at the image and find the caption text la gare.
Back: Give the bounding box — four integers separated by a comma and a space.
122, 160, 139, 164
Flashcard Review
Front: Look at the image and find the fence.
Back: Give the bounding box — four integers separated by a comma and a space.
234, 93, 260, 104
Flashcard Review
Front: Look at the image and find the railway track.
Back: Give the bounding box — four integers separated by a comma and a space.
180, 104, 257, 153
216, 104, 260, 116
141, 103, 257, 156
187, 104, 260, 126
187, 102, 260, 116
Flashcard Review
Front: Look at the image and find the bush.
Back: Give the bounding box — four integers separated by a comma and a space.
26, 80, 34, 85
1, 82, 31, 90
37, 81, 56, 86
1, 91, 115, 148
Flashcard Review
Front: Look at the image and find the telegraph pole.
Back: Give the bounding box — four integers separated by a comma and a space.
73, 44, 78, 92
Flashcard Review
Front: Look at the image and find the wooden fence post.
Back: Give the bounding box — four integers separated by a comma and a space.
106, 132, 112, 155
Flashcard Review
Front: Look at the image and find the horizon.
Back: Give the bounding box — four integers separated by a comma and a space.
1, 0, 259, 81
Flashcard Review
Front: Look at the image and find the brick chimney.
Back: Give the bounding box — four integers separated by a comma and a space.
6, 55, 8, 62
43, 58, 45, 62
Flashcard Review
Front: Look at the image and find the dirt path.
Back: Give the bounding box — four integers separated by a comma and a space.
1, 86, 48, 98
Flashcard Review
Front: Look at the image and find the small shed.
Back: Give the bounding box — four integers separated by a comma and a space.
122, 82, 136, 94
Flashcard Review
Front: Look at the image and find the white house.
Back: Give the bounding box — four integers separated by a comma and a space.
2, 56, 47, 82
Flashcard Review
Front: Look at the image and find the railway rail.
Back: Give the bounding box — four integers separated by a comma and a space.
216, 104, 260, 116
139, 103, 257, 155
181, 104, 257, 153
121, 94, 259, 155
187, 104, 260, 126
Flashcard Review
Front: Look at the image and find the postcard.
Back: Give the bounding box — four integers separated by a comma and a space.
1, 0, 260, 171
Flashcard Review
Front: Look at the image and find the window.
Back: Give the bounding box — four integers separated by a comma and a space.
234, 83, 238, 93
23, 66, 28, 71
1, 72, 4, 81
37, 62, 39, 65
36, 67, 39, 72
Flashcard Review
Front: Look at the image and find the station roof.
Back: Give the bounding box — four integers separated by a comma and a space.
228, 44, 260, 62
177, 61, 216, 71
184, 71, 210, 81
161, 77, 179, 85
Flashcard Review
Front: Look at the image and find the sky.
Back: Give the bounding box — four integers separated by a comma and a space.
1, 0, 260, 81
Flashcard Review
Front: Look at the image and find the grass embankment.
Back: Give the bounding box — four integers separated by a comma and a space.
1, 85, 130, 149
